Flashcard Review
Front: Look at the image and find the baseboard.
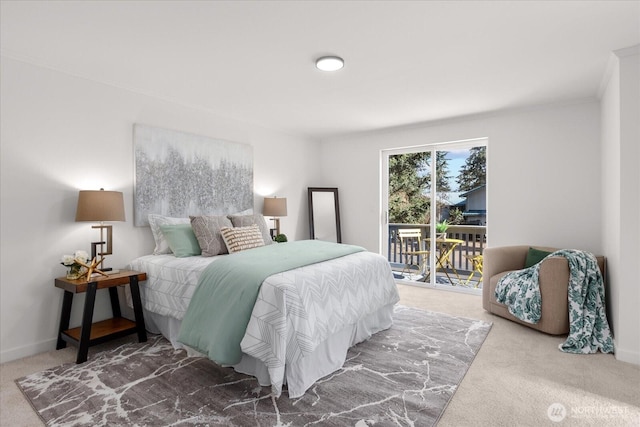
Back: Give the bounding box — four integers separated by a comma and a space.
395, 279, 482, 296
0, 337, 57, 364
614, 342, 640, 365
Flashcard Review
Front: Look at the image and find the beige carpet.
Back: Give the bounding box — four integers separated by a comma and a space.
2, 283, 639, 426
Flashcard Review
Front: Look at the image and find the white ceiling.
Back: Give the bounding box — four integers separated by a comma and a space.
1, 1, 638, 140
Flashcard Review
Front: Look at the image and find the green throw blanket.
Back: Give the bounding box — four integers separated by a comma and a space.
177, 240, 365, 365
495, 249, 613, 354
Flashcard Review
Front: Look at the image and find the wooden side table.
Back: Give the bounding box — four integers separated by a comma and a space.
55, 270, 148, 363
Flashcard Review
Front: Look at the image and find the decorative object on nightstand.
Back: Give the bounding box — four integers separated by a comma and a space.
75, 188, 125, 270
55, 270, 147, 363
263, 196, 287, 239
274, 233, 288, 243
60, 250, 113, 282
76, 256, 109, 280
61, 250, 90, 280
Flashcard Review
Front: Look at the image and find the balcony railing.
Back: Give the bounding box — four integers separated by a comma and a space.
388, 223, 487, 284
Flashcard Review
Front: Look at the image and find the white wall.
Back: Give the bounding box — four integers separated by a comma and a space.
0, 57, 320, 362
600, 46, 640, 364
322, 90, 640, 365
320, 102, 603, 256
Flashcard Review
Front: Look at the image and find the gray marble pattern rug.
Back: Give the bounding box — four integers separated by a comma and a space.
17, 306, 491, 427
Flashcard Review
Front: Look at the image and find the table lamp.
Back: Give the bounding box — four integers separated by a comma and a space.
75, 188, 125, 270
263, 196, 287, 238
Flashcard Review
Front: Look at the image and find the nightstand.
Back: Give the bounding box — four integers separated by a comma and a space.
55, 270, 147, 363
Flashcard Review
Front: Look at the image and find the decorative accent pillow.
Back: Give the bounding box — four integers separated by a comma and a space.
148, 214, 190, 255
159, 224, 201, 257
190, 215, 234, 257
227, 213, 273, 245
524, 247, 553, 268
220, 225, 265, 253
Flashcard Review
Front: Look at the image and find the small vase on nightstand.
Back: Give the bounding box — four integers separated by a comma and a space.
66, 265, 86, 280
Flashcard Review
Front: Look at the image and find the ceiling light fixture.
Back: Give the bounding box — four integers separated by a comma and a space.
316, 56, 344, 71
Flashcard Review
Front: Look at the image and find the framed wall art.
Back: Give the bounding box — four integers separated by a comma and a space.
133, 124, 253, 226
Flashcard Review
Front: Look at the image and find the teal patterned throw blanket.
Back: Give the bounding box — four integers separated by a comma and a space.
495, 249, 613, 354
178, 240, 365, 365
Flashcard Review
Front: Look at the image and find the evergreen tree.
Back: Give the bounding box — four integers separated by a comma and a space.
388, 152, 451, 224
426, 151, 452, 221
456, 146, 486, 191
425, 151, 452, 193
388, 153, 429, 224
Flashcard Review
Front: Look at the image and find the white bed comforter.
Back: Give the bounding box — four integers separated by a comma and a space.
128, 250, 400, 397
128, 254, 217, 319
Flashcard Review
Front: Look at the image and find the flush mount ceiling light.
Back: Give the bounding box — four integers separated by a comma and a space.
316, 56, 344, 71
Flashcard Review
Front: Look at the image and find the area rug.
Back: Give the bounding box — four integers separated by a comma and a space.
17, 306, 491, 427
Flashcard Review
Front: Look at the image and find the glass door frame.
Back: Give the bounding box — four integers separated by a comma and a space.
380, 137, 487, 288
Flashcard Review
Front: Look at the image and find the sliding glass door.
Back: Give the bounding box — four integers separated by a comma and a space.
382, 139, 487, 291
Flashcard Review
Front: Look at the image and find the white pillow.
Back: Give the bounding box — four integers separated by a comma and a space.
148, 214, 190, 255
220, 225, 265, 253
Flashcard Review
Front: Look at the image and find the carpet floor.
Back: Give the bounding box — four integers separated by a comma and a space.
16, 306, 491, 427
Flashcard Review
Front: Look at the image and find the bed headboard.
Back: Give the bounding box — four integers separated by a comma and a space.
133, 124, 253, 226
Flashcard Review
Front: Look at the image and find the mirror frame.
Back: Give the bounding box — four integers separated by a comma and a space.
308, 187, 342, 243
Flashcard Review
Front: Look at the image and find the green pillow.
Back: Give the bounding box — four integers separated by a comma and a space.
159, 224, 202, 257
524, 247, 552, 268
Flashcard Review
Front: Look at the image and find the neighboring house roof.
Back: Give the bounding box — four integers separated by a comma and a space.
463, 209, 487, 217
426, 191, 465, 206
449, 185, 485, 209
459, 184, 486, 197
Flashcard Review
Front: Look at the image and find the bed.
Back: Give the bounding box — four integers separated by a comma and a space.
127, 221, 400, 398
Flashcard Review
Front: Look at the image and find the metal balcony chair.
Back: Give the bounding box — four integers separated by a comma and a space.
398, 229, 429, 280
463, 254, 483, 287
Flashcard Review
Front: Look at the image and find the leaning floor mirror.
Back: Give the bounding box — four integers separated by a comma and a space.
308, 187, 342, 243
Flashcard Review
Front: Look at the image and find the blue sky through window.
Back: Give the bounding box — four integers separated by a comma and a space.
443, 149, 469, 191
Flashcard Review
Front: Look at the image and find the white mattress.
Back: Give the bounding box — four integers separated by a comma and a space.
128, 249, 400, 398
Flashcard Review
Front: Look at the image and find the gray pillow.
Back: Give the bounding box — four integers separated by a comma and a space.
190, 215, 234, 256
227, 213, 273, 245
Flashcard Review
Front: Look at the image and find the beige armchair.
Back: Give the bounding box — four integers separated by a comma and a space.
482, 245, 606, 335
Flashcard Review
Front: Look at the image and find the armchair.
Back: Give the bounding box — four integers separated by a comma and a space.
482, 245, 606, 335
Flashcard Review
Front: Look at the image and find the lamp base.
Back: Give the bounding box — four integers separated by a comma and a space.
90, 241, 112, 271
271, 218, 281, 238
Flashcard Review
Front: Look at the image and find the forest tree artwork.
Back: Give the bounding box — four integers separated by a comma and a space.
133, 124, 253, 226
